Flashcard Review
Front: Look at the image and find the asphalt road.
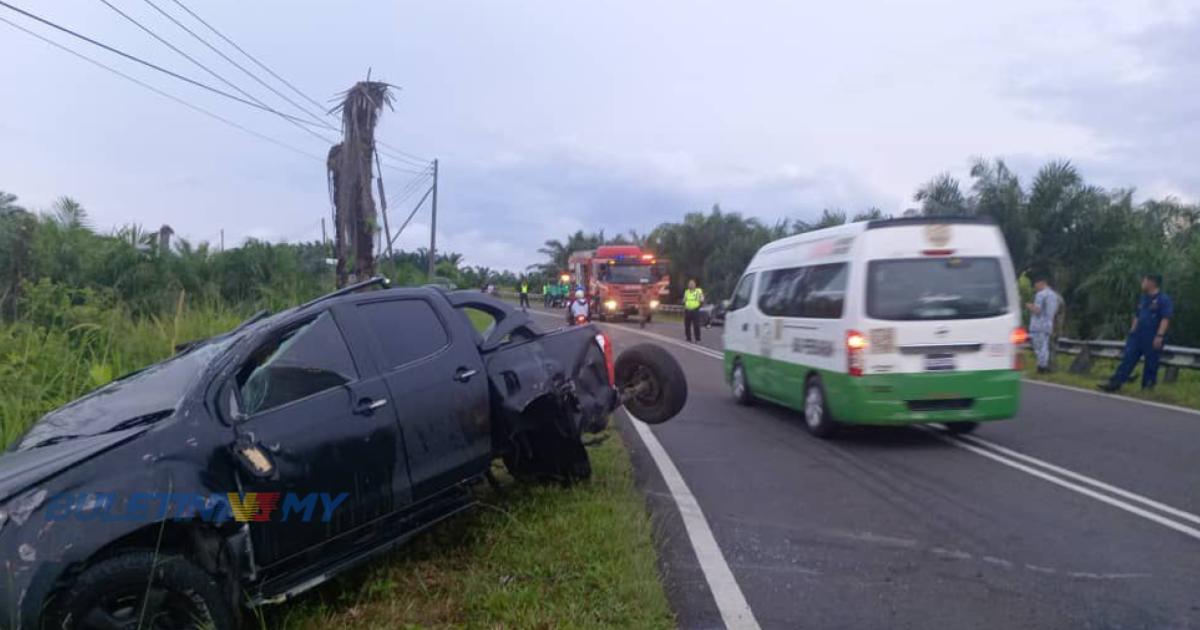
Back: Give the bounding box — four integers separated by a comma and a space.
526, 306, 1200, 629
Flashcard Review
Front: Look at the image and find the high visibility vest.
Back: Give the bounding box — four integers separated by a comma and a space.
521, 283, 529, 293
684, 288, 704, 310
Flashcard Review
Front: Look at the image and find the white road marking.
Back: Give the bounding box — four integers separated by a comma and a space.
625, 409, 761, 630
955, 433, 1200, 526
1023, 378, 1200, 418
920, 428, 1200, 542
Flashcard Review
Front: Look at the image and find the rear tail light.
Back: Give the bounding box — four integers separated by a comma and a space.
1010, 327, 1027, 370
596, 333, 616, 386
846, 330, 867, 377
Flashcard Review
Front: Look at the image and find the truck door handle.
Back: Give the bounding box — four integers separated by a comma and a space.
353, 398, 388, 415
454, 368, 478, 383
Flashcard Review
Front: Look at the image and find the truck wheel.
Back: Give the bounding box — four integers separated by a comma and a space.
616, 343, 687, 424
731, 361, 754, 405
803, 375, 839, 438
50, 551, 236, 630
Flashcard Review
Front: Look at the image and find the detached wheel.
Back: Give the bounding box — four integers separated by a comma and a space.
731, 361, 754, 405
616, 344, 687, 424
803, 376, 839, 438
51, 551, 236, 630
944, 421, 979, 435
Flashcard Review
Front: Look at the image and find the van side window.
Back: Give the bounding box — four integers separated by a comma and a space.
757, 263, 848, 319
758, 267, 805, 316
797, 263, 848, 319
729, 273, 756, 310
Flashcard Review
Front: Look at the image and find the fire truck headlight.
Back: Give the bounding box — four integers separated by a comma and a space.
649, 300, 660, 309
604, 300, 618, 311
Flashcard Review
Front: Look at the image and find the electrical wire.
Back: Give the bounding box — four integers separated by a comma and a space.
0, 14, 327, 163
139, 0, 334, 131
165, 0, 433, 166
0, 0, 324, 129
93, 0, 339, 148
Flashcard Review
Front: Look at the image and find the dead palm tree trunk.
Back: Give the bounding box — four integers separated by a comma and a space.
327, 81, 393, 287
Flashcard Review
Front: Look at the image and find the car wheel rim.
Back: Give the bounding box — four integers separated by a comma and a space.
83, 586, 210, 630
805, 386, 823, 428
733, 367, 745, 398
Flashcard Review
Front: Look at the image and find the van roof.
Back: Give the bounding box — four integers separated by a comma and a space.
746, 214, 999, 270
865, 215, 993, 230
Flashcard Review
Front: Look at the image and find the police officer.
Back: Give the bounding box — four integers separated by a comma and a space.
683, 279, 705, 342
518, 279, 530, 310
1100, 273, 1173, 392
541, 282, 550, 307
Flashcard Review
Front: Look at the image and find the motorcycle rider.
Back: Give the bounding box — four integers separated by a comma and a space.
567, 289, 590, 325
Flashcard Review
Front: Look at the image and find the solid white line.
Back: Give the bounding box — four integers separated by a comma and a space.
921, 428, 1200, 541
526, 308, 726, 359
625, 410, 762, 630
1022, 378, 1200, 418
955, 433, 1200, 526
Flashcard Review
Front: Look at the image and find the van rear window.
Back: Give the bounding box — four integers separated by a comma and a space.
867, 257, 1007, 320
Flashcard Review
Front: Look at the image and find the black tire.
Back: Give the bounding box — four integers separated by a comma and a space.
730, 361, 754, 405
803, 375, 839, 438
615, 343, 688, 424
944, 421, 979, 435
49, 551, 236, 630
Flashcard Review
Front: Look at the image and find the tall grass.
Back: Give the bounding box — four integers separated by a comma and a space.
0, 280, 244, 448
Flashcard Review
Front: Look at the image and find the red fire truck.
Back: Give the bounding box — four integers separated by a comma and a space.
567, 245, 670, 321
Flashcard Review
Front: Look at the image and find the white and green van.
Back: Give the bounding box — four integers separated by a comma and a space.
722, 217, 1023, 437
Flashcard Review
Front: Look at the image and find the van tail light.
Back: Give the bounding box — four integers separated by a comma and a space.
596, 333, 616, 386
846, 330, 867, 377
1010, 327, 1027, 370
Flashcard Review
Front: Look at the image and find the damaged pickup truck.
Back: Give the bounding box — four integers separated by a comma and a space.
0, 278, 687, 629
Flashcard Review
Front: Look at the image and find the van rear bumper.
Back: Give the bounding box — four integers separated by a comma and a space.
826, 369, 1021, 425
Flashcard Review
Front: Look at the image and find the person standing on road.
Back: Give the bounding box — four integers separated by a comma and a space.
1100, 274, 1173, 392
683, 279, 705, 343
518, 279, 530, 311
1026, 276, 1060, 373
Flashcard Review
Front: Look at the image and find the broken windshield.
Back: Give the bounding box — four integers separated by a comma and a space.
15, 336, 237, 451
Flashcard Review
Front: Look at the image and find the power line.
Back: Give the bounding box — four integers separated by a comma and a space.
138, 0, 335, 131
0, 0, 324, 129
93, 0, 339, 148
388, 170, 433, 208
164, 0, 433, 166
0, 14, 326, 163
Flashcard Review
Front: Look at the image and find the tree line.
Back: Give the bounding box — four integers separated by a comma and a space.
532, 159, 1200, 346
0, 190, 523, 321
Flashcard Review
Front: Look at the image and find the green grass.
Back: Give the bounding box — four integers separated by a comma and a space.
1023, 350, 1200, 411
268, 430, 674, 629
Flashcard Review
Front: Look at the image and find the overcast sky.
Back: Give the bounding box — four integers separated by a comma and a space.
2, 0, 1197, 271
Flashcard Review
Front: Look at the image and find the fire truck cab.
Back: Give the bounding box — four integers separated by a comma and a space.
567, 245, 670, 321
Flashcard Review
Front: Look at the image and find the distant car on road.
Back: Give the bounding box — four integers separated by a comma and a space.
722, 216, 1023, 438
0, 279, 687, 629
700, 301, 726, 327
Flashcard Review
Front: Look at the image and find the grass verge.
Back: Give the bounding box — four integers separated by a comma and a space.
268, 428, 674, 629
1023, 350, 1200, 411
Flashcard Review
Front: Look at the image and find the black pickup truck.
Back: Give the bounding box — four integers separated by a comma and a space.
0, 278, 686, 629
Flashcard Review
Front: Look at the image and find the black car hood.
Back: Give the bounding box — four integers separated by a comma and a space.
0, 427, 149, 504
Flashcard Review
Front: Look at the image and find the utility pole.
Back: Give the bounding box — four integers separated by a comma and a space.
374, 149, 394, 260
219, 229, 224, 252
320, 219, 326, 249
428, 158, 438, 280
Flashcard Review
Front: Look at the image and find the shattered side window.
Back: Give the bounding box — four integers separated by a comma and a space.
236, 311, 358, 416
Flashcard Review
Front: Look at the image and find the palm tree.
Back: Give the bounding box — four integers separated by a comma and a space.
915, 173, 968, 216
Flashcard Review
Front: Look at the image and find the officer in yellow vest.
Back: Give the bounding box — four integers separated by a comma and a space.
683, 279, 705, 342
518, 279, 530, 310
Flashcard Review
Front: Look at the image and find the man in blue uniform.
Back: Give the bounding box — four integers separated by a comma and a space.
1099, 274, 1173, 392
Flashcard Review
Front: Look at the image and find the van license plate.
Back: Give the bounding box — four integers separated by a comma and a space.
924, 353, 956, 372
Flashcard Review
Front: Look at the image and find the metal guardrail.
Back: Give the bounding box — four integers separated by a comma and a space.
1053, 337, 1200, 382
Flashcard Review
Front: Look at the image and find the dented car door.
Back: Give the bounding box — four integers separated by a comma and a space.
228, 309, 407, 581
345, 296, 491, 502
